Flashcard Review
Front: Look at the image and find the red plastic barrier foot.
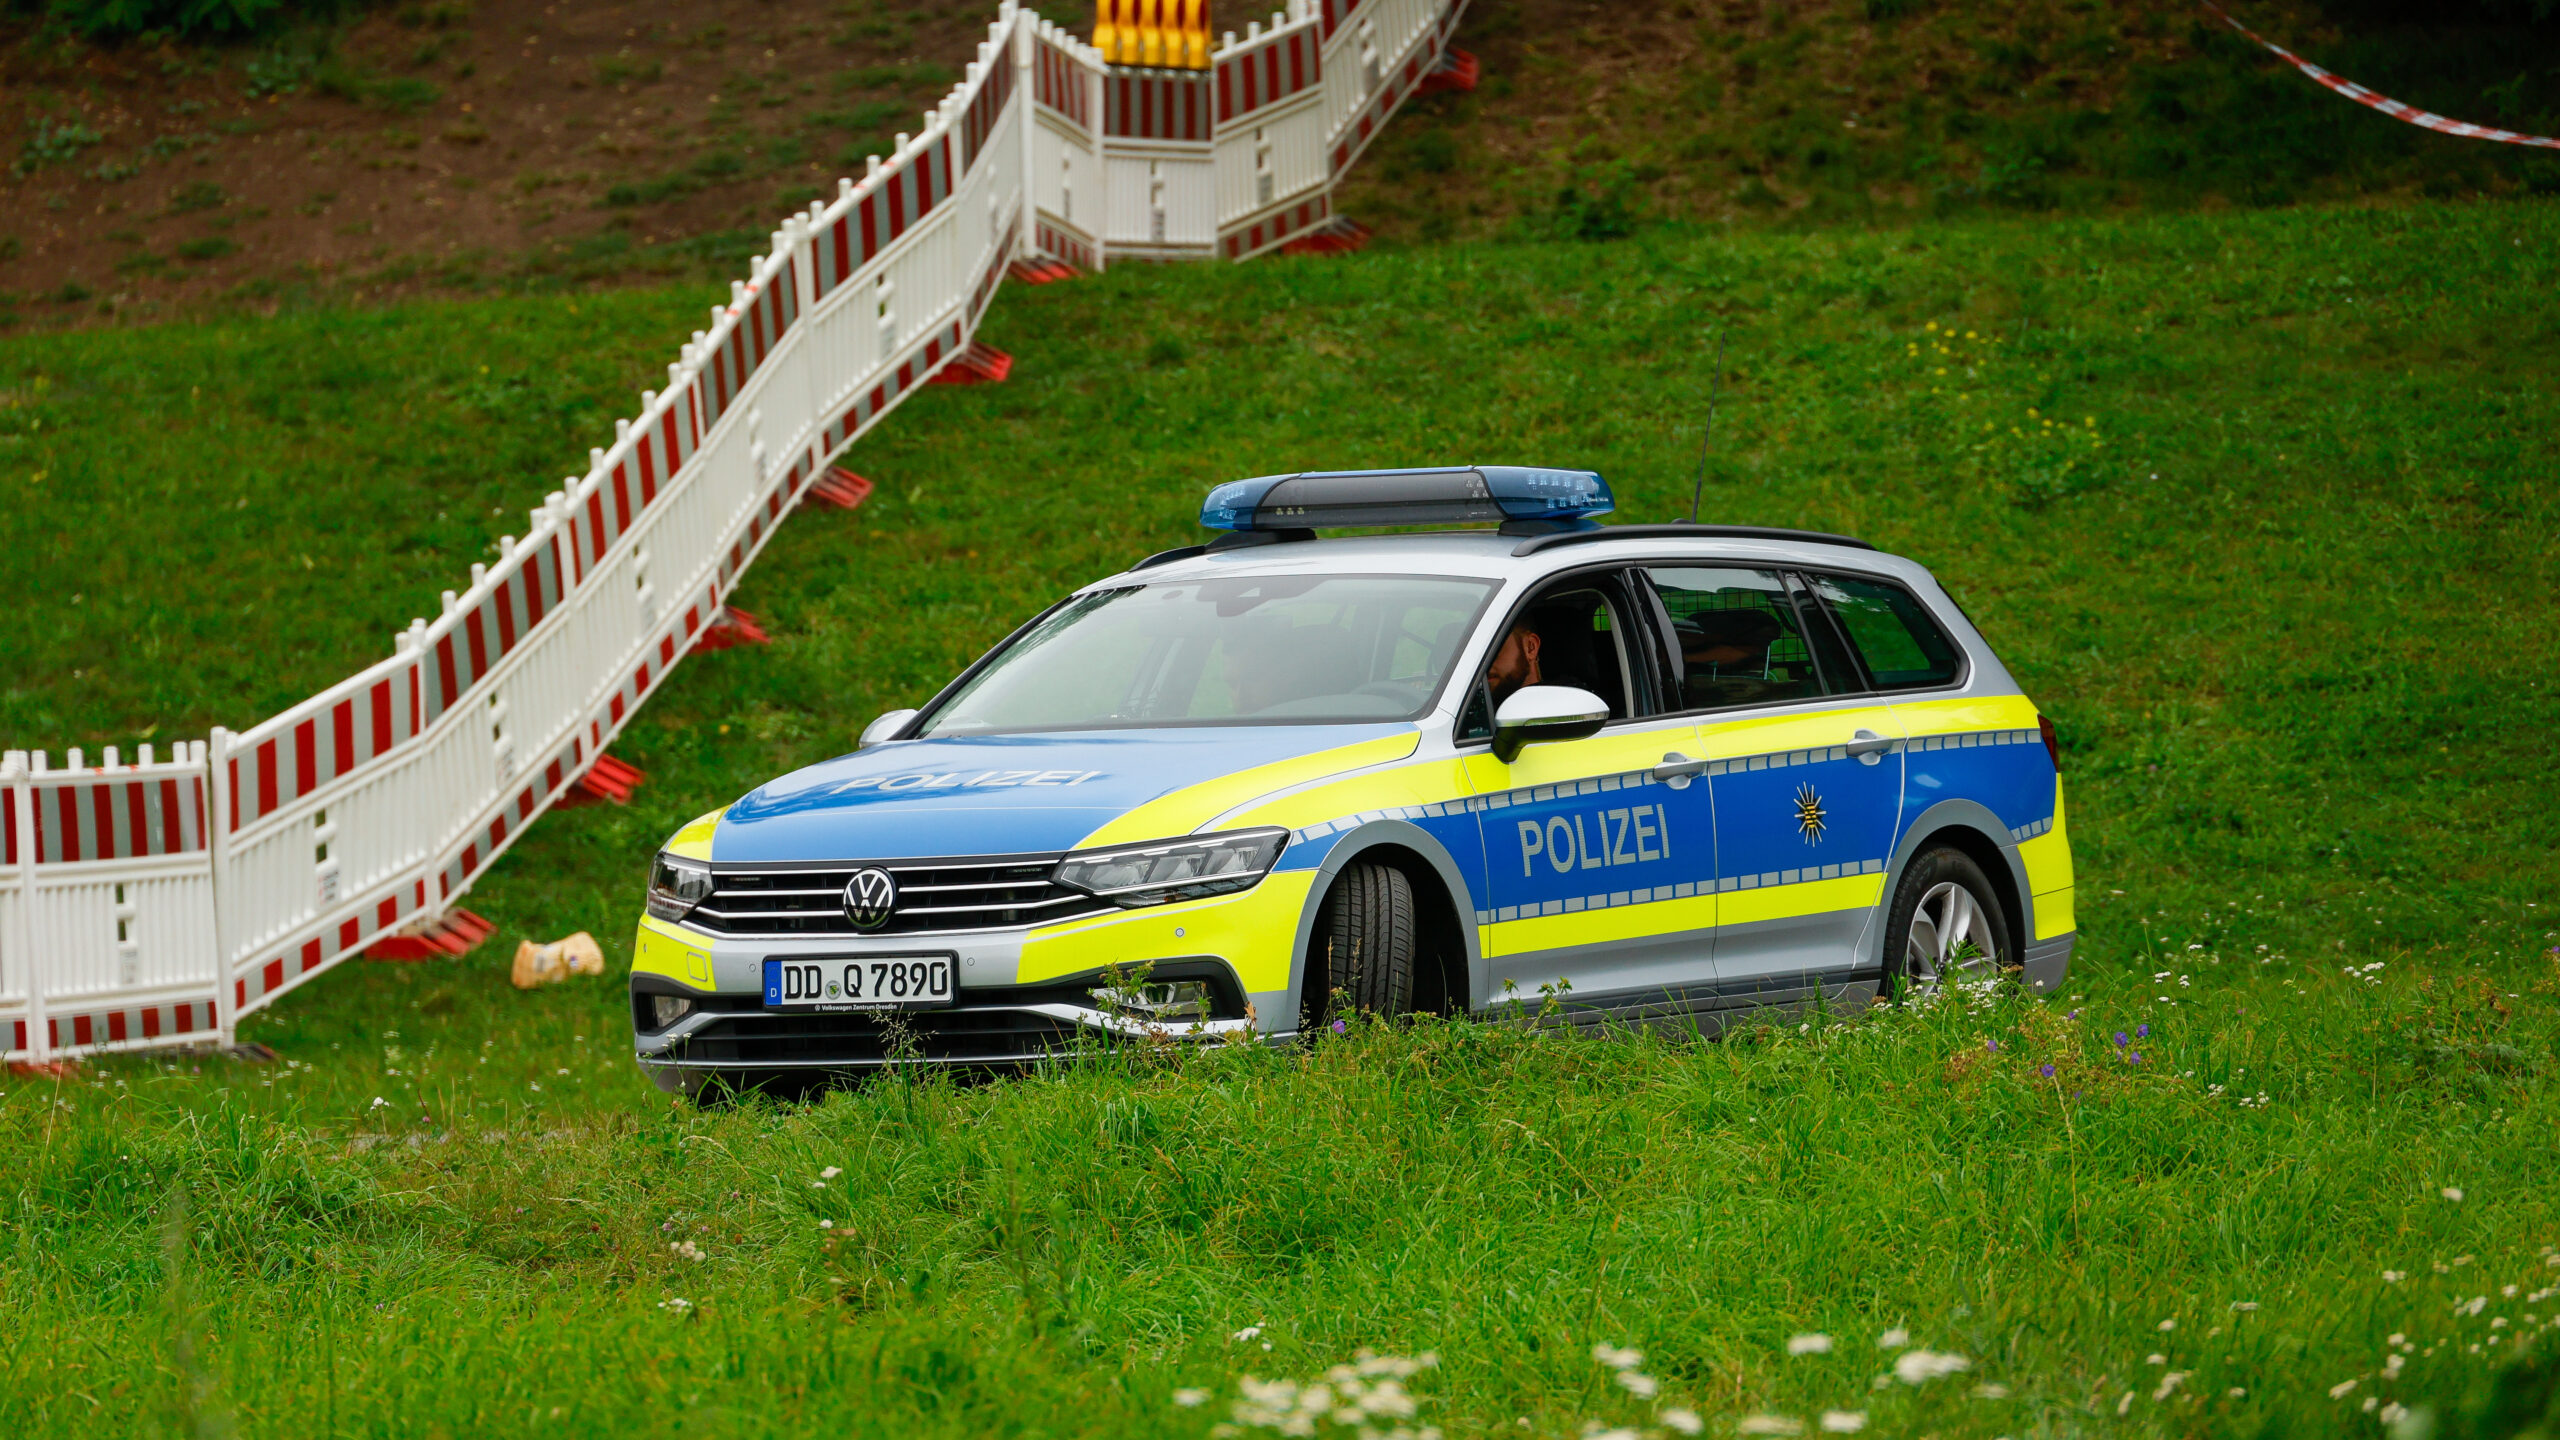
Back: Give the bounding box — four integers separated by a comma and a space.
928, 341, 1014, 385
696, 607, 771, 652
1416, 47, 1479, 95
1009, 258, 1080, 284
1283, 218, 1374, 257
805, 467, 874, 511
366, 908, 494, 962
556, 754, 645, 808
8, 1059, 83, 1078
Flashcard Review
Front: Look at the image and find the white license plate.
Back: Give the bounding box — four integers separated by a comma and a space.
762, 955, 954, 1011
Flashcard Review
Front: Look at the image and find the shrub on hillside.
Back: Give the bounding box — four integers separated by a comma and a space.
9, 0, 364, 41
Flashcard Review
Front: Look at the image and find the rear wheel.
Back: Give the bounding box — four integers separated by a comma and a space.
1304, 862, 1415, 1030
1883, 845, 2009, 1001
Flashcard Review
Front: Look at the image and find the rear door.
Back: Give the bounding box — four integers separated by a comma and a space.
1459, 570, 1719, 1013
1640, 565, 1908, 997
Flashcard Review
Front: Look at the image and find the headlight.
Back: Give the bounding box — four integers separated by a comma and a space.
1053, 827, 1288, 908
647, 993, 695, 1029
646, 852, 715, 922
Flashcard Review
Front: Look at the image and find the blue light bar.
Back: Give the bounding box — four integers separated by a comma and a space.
1199, 466, 1613, 532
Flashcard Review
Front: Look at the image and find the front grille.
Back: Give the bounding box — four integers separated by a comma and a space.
686, 854, 1112, 937
666, 1007, 1090, 1068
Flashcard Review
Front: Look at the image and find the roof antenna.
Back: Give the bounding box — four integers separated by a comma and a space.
1685, 329, 1727, 524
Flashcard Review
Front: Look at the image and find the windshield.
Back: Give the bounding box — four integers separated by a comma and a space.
915, 574, 1498, 736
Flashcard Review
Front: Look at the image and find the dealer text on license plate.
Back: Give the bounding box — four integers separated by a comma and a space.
762, 955, 953, 1010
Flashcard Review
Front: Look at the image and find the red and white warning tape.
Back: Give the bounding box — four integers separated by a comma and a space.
2203, 2, 2560, 151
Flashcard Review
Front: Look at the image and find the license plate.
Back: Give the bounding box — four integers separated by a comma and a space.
762, 955, 954, 1011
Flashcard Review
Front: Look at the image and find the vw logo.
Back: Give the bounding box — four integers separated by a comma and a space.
842, 867, 899, 930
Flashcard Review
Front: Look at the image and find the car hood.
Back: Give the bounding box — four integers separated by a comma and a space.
709, 725, 1416, 862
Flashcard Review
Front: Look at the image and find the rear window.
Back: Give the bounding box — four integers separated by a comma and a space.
1805, 574, 1963, 690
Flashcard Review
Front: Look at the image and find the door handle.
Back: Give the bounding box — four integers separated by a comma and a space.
1652, 752, 1709, 789
1847, 728, 1895, 765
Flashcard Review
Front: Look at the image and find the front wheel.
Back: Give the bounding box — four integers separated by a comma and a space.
1304, 861, 1415, 1031
1882, 845, 2010, 1001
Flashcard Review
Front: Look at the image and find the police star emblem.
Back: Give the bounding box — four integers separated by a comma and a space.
1793, 783, 1827, 843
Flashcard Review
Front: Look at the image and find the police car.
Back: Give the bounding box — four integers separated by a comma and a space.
629, 467, 2074, 1093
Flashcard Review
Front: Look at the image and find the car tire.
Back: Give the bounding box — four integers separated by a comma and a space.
1882, 844, 2011, 1001
1306, 861, 1416, 1029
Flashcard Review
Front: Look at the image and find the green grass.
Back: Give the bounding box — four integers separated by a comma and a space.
1336, 0, 2560, 245
5, 198, 2560, 1436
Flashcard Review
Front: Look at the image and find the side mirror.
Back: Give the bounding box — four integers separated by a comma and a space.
858, 708, 918, 748
1490, 685, 1609, 763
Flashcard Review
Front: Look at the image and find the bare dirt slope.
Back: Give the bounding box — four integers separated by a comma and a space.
1, 0, 1008, 322
5, 0, 2555, 327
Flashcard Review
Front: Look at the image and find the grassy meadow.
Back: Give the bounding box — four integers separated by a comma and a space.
4, 198, 2560, 1436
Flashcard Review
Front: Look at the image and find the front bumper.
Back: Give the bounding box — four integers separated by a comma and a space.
631, 989, 1259, 1087
628, 870, 1313, 1078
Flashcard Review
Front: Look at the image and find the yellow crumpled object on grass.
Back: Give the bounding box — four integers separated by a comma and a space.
511, 931, 605, 989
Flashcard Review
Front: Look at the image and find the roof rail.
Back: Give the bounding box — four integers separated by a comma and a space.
1511, 522, 1876, 558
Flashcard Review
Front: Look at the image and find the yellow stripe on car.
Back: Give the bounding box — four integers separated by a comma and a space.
1018, 868, 1321, 992
1073, 731, 1422, 846
2018, 784, 2075, 939
1483, 891, 1717, 959
663, 809, 722, 862
632, 915, 716, 985
1886, 693, 2041, 736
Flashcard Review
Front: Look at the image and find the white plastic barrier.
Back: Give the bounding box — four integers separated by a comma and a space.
1, 0, 1467, 1064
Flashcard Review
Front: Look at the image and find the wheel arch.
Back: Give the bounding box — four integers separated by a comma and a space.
1278, 820, 1482, 1033
1879, 800, 2033, 969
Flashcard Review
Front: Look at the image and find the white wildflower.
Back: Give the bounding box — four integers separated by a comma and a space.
2330, 1379, 2359, 1400
1172, 1388, 1208, 1408
2383, 1270, 2407, 1283
1787, 1333, 1834, 1356
1660, 1409, 1704, 1435
1736, 1416, 1803, 1436
2228, 1388, 2248, 1399
1819, 1413, 1867, 1434
2442, 1187, 2465, 1202
2231, 1301, 2260, 1312
1876, 1327, 1909, 1349
2147, 1354, 2167, 1365
2154, 1371, 2188, 1402
669, 1239, 704, 1262
1232, 1325, 1264, 1343
2381, 1402, 2409, 1425
1614, 1371, 1658, 1398
369, 1096, 390, 1109
2157, 1318, 2177, 1331
658, 1297, 694, 1314
1893, 1350, 1971, 1385
1590, 1343, 1644, 1371
1971, 1383, 2010, 1399
820, 1165, 842, 1179
1583, 1429, 1639, 1440
817, 1219, 832, 1229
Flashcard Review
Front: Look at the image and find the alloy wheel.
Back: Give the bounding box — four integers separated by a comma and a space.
1904, 879, 2000, 995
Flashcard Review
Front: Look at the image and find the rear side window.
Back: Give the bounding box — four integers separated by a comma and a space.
1805, 574, 1963, 690
1642, 566, 1826, 710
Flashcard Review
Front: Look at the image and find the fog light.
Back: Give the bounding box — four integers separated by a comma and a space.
649, 993, 695, 1029
1091, 980, 1212, 1022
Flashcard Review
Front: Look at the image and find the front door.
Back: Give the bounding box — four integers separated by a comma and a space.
1459, 575, 1719, 1014
1640, 565, 1907, 997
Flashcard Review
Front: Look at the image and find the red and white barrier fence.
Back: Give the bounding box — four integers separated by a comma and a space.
1, 0, 1467, 1065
